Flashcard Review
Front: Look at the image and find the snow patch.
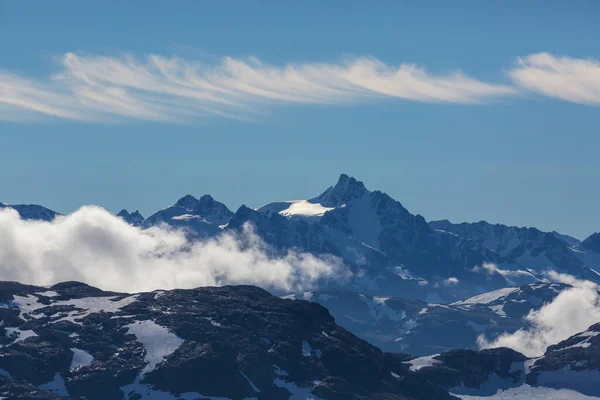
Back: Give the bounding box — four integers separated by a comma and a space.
453, 384, 600, 399
125, 320, 184, 374
406, 355, 441, 371
301, 340, 321, 358
39, 373, 69, 397
5, 327, 38, 343
453, 287, 519, 306
70, 348, 94, 371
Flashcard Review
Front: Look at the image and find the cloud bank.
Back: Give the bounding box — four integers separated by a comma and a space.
0, 53, 517, 122
0, 207, 348, 293
508, 53, 600, 105
478, 271, 600, 357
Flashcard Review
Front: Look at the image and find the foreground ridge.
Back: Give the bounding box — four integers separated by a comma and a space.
0, 281, 453, 400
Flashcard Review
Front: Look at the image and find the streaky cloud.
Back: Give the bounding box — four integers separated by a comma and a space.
0, 52, 517, 122
509, 53, 600, 105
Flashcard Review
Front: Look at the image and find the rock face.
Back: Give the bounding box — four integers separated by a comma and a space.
0, 281, 454, 400
283, 283, 568, 356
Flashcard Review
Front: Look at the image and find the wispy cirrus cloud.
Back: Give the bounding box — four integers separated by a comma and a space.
0, 52, 517, 122
508, 53, 600, 105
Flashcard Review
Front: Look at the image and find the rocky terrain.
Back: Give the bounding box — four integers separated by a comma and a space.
406, 323, 600, 398
0, 281, 454, 400
526, 322, 600, 396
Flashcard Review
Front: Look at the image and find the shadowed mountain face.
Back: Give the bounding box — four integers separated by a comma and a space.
0, 281, 454, 400
283, 283, 570, 356
0, 203, 61, 222
582, 232, 600, 253
116, 209, 145, 226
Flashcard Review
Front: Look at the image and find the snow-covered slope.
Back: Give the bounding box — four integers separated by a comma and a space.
256, 200, 334, 223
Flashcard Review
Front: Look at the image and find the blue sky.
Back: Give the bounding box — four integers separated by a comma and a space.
1, 1, 599, 239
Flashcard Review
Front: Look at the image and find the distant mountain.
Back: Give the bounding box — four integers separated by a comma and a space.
0, 281, 453, 400
0, 202, 60, 221
247, 174, 519, 299
283, 282, 569, 356
116, 209, 144, 226
142, 194, 233, 238
581, 232, 600, 254
430, 219, 600, 281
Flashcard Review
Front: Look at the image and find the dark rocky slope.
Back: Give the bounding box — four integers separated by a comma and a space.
0, 281, 455, 400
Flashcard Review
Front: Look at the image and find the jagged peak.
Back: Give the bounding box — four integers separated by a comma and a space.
335, 173, 366, 192
175, 194, 200, 209
313, 174, 369, 207
581, 232, 600, 252
131, 210, 143, 216
117, 209, 144, 225
117, 209, 130, 217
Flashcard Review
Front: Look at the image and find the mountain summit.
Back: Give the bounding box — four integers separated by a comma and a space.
116, 209, 145, 226
312, 173, 369, 207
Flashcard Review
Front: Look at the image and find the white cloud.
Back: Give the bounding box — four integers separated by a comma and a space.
509, 53, 600, 105
444, 277, 459, 286
0, 53, 517, 122
471, 262, 540, 286
478, 272, 600, 357
0, 207, 348, 293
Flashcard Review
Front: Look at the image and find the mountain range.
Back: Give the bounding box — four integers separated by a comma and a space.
2, 174, 600, 399
4, 174, 599, 303
282, 282, 570, 356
